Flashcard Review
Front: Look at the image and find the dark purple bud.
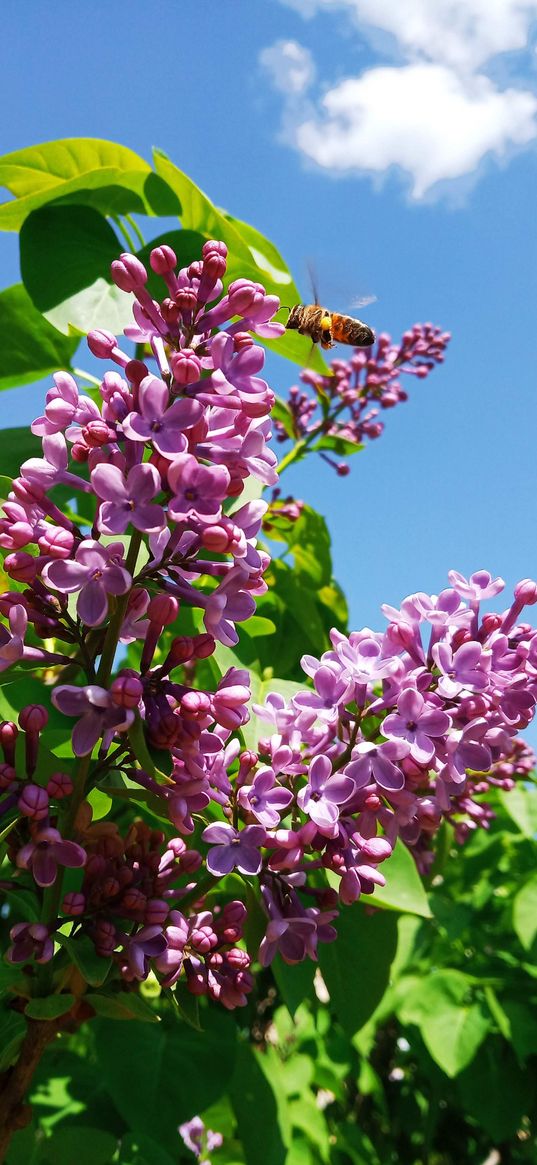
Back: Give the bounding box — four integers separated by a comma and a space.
145, 898, 169, 925
148, 594, 179, 627
47, 772, 74, 799
110, 674, 143, 710
62, 891, 85, 916
18, 783, 49, 821
0, 722, 18, 766
82, 419, 116, 448
123, 888, 147, 914
202, 239, 227, 260
175, 288, 197, 314
0, 763, 16, 789
161, 298, 181, 327
19, 705, 48, 734
125, 359, 150, 387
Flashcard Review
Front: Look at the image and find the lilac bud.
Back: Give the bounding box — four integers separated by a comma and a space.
62, 891, 86, 916
87, 329, 117, 359
37, 526, 75, 559
110, 253, 148, 293
125, 359, 150, 387
82, 419, 116, 448
145, 898, 169, 925
515, 579, 537, 605
175, 287, 197, 314
181, 690, 212, 717
18, 783, 49, 821
202, 239, 227, 260
170, 349, 201, 386
5, 552, 40, 582
19, 705, 48, 734
147, 594, 179, 627
47, 772, 74, 799
110, 674, 143, 710
0, 763, 16, 789
122, 888, 147, 914
161, 298, 181, 326
150, 245, 177, 275
0, 722, 18, 766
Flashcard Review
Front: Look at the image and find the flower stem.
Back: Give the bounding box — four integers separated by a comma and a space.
97, 529, 143, 687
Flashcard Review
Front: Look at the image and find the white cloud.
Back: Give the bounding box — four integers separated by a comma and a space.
265, 0, 537, 197
295, 63, 537, 197
259, 39, 315, 94
279, 0, 537, 72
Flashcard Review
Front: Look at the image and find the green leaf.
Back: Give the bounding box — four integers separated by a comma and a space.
56, 935, 112, 987
498, 785, 537, 837
20, 205, 133, 335
25, 994, 75, 1020
0, 285, 78, 392
513, 873, 537, 950
0, 1007, 26, 1071
229, 1042, 288, 1165
85, 991, 159, 1023
272, 956, 315, 1019
319, 906, 398, 1037
40, 1126, 118, 1165
399, 971, 489, 1077
0, 137, 154, 229
86, 788, 113, 821
0, 886, 40, 922
458, 1039, 534, 1141
500, 999, 537, 1062
285, 505, 332, 588
362, 841, 432, 918
118, 1132, 176, 1165
94, 1010, 237, 1152
312, 435, 364, 457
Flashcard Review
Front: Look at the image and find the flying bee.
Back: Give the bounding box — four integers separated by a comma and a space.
285, 303, 375, 350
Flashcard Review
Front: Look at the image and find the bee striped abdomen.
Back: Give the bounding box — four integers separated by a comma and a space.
286, 304, 374, 349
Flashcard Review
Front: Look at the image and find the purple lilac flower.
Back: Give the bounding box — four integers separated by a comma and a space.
345, 740, 409, 792
91, 462, 165, 535
0, 604, 27, 670
122, 374, 202, 456
6, 922, 54, 964
51, 684, 135, 756
123, 924, 168, 980
16, 826, 86, 887
202, 822, 266, 876
448, 569, 505, 603
382, 689, 451, 765
167, 454, 230, 523
237, 766, 293, 827
432, 640, 490, 698
42, 539, 131, 626
297, 754, 355, 836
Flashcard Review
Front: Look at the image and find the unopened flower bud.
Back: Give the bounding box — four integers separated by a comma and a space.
110, 674, 143, 709
47, 772, 74, 799
150, 245, 177, 275
515, 579, 537, 605
0, 763, 16, 789
148, 594, 179, 627
18, 783, 49, 821
38, 526, 75, 559
145, 898, 169, 925
19, 705, 48, 734
0, 722, 18, 766
62, 892, 86, 916
125, 359, 149, 387
87, 329, 117, 359
170, 349, 201, 386
111, 253, 148, 293
5, 552, 40, 582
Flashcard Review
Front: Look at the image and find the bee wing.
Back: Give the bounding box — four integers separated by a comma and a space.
350, 294, 378, 310
307, 259, 320, 307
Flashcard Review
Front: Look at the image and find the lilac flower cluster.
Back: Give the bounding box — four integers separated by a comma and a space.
0, 239, 535, 1012
276, 324, 450, 474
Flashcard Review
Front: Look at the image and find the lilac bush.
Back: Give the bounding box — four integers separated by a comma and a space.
0, 237, 536, 1047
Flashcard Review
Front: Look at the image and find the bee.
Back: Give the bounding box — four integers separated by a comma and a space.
285, 304, 375, 350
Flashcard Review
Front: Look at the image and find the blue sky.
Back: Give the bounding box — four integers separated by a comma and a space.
0, 0, 536, 650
